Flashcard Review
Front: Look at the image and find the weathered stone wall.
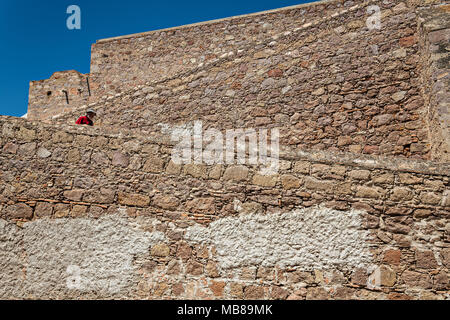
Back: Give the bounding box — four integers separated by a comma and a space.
1, 116, 448, 299
48, 0, 450, 161
88, 0, 360, 97
13, 0, 450, 301
30, 0, 449, 161
418, 5, 450, 162
27, 71, 91, 121
86, 0, 437, 98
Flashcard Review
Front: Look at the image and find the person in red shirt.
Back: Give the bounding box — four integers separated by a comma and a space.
75, 109, 96, 126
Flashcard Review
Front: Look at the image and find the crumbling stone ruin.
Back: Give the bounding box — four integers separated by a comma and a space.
1, 0, 449, 299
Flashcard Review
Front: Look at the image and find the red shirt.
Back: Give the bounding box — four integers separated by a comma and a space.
75, 116, 93, 126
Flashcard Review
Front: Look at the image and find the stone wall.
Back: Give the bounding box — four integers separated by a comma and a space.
27, 70, 90, 121
12, 0, 450, 301
30, 0, 449, 162
88, 0, 361, 97
87, 0, 439, 98
1, 116, 448, 299
418, 5, 450, 162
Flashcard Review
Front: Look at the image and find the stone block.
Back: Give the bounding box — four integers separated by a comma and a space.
153, 194, 180, 210
5, 203, 33, 219
280, 174, 301, 190
372, 173, 395, 184
3, 142, 18, 154
183, 163, 208, 179
420, 192, 441, 205
356, 186, 385, 199
229, 282, 244, 299
223, 165, 248, 182
383, 249, 401, 265
118, 192, 150, 207
63, 189, 84, 202
209, 164, 223, 180
351, 268, 368, 286
18, 142, 36, 156
143, 156, 165, 173
252, 173, 278, 187
243, 285, 265, 299
206, 261, 219, 278
34, 202, 53, 217
416, 250, 438, 269
348, 170, 371, 180
185, 197, 215, 213
66, 149, 81, 163
151, 243, 170, 257
16, 127, 36, 142
71, 205, 88, 217
209, 281, 225, 297
54, 203, 70, 218
186, 260, 203, 276
390, 187, 414, 201
37, 147, 51, 158
83, 188, 115, 204
293, 161, 310, 174
165, 160, 182, 175
304, 177, 334, 191
52, 131, 73, 143
112, 151, 129, 167
398, 173, 422, 184
270, 286, 289, 300
402, 270, 432, 288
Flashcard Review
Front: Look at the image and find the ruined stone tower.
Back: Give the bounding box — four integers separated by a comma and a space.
1, 0, 449, 299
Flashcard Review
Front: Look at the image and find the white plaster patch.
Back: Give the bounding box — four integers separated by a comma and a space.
185, 205, 373, 270
0, 220, 25, 299
20, 214, 165, 296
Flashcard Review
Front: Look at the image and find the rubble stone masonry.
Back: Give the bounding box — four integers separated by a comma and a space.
418, 4, 450, 163
28, 70, 90, 121
0, 116, 448, 299
29, 0, 449, 161
3, 0, 448, 300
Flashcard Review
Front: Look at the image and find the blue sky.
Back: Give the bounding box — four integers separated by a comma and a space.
0, 0, 318, 117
